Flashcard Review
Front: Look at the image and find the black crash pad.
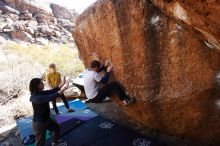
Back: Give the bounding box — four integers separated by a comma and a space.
46, 116, 165, 146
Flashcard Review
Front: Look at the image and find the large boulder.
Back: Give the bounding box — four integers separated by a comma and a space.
25, 27, 34, 35
50, 3, 78, 21
57, 18, 75, 32
2, 24, 14, 32
0, 0, 77, 45
19, 10, 32, 20
33, 13, 53, 24
2, 0, 51, 15
0, 5, 19, 14
2, 0, 54, 24
73, 0, 220, 144
39, 25, 49, 34
11, 30, 33, 42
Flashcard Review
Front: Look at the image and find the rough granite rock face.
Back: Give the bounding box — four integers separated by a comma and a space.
0, 5, 19, 14
2, 0, 51, 14
1, 0, 54, 23
50, 3, 78, 22
0, 0, 77, 44
11, 30, 33, 42
73, 0, 220, 144
150, 0, 220, 51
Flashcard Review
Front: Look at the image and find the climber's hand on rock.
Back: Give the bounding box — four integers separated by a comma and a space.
104, 59, 111, 67
107, 64, 113, 72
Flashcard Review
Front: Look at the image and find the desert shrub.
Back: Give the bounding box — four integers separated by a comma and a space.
4, 42, 85, 78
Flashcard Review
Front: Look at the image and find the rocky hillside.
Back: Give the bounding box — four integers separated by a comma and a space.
73, 0, 220, 145
0, 0, 78, 45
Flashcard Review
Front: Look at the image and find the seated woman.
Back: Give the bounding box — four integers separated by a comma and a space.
46, 63, 74, 115
29, 77, 69, 146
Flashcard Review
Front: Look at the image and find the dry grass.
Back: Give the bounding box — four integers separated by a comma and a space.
4, 42, 84, 77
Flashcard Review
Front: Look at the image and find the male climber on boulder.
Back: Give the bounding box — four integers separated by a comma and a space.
84, 60, 135, 105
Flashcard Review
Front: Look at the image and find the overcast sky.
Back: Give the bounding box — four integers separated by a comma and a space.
45, 0, 97, 13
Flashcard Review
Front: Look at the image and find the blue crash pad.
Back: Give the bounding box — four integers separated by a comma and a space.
16, 116, 52, 146
16, 116, 33, 141
45, 116, 165, 146
16, 99, 89, 144
51, 98, 88, 115
55, 108, 98, 124
68, 98, 88, 110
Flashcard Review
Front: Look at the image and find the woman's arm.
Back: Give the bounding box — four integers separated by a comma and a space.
31, 82, 69, 104
30, 92, 60, 104
31, 87, 68, 104
41, 87, 60, 95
